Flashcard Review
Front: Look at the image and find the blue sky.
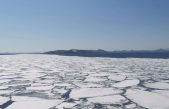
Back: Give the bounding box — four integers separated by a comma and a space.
0, 0, 169, 52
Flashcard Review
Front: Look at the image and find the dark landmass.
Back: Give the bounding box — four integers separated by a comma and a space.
0, 53, 18, 55
44, 49, 169, 58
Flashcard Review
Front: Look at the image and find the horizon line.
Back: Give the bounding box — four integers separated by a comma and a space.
0, 48, 169, 54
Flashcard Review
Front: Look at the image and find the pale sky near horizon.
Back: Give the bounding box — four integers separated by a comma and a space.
0, 0, 169, 52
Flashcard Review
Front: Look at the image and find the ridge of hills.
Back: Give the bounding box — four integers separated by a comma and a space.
44, 49, 169, 58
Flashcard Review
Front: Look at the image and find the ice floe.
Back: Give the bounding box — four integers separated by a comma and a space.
27, 85, 54, 91
0, 86, 8, 90
144, 82, 169, 89
6, 96, 63, 109
125, 103, 137, 109
153, 90, 169, 98
6, 100, 61, 109
0, 90, 13, 96
108, 75, 126, 81
73, 82, 103, 88
126, 89, 169, 109
113, 79, 140, 88
55, 102, 77, 109
0, 97, 10, 106
70, 88, 123, 100
84, 76, 107, 82
88, 95, 127, 105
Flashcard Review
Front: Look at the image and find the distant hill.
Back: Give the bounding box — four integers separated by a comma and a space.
0, 53, 17, 55
44, 49, 169, 58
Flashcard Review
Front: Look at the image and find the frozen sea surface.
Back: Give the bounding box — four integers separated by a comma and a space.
0, 54, 169, 109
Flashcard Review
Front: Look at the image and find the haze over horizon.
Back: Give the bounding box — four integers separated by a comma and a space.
0, 0, 169, 52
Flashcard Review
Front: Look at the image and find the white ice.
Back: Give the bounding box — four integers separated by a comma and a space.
0, 97, 10, 105
113, 79, 140, 88
126, 89, 169, 109
70, 88, 123, 100
88, 95, 127, 105
144, 82, 169, 90
7, 96, 63, 109
108, 75, 126, 81
0, 55, 169, 109
55, 102, 76, 109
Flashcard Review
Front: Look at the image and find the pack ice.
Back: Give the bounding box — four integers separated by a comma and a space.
0, 54, 169, 109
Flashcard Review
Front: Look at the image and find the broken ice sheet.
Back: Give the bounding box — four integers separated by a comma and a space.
87, 95, 127, 105
5, 96, 63, 109
0, 90, 13, 96
84, 76, 108, 82
6, 100, 62, 109
70, 88, 123, 100
126, 89, 169, 109
113, 79, 140, 88
144, 82, 169, 90
0, 96, 10, 106
54, 83, 72, 87
55, 102, 77, 109
0, 79, 11, 84
26, 85, 54, 92
73, 81, 103, 88
108, 75, 126, 81
0, 55, 169, 109
153, 90, 169, 98
125, 103, 137, 109
0, 86, 8, 90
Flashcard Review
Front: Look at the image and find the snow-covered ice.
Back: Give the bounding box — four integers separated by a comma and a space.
126, 89, 169, 109
113, 79, 140, 88
144, 82, 169, 90
0, 54, 169, 109
6, 99, 62, 109
70, 88, 123, 100
108, 75, 126, 81
26, 85, 54, 91
0, 97, 10, 106
125, 103, 137, 109
55, 102, 77, 109
84, 76, 107, 82
87, 95, 127, 105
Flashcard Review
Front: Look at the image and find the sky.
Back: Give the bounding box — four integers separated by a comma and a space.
0, 0, 169, 52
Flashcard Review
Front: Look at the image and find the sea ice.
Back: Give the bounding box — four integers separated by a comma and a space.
0, 97, 10, 106
87, 95, 127, 105
1, 55, 169, 109
0, 79, 11, 84
55, 102, 76, 109
125, 103, 137, 109
73, 82, 103, 88
144, 82, 169, 89
113, 79, 140, 88
153, 90, 169, 98
26, 85, 54, 91
6, 100, 61, 109
0, 90, 13, 96
54, 83, 72, 87
108, 75, 126, 81
126, 89, 169, 109
0, 86, 8, 90
70, 88, 123, 100
84, 76, 107, 82
6, 96, 63, 109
